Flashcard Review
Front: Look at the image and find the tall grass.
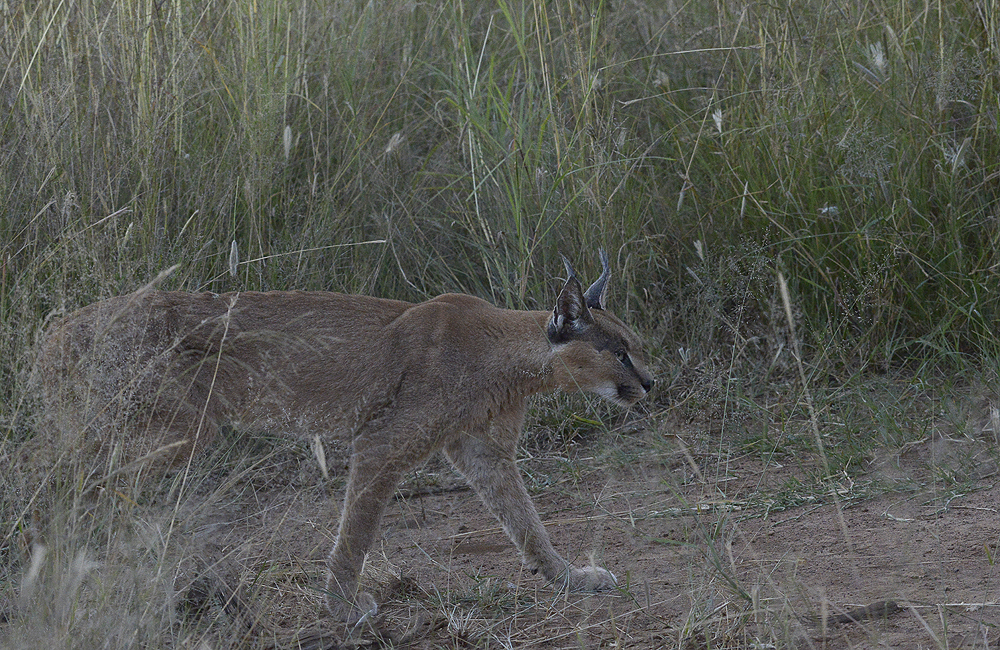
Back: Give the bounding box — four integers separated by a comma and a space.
2, 0, 998, 367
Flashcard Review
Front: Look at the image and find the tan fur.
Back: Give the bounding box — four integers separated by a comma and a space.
33, 254, 654, 624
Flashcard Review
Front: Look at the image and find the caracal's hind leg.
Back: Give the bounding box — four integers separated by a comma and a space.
114, 353, 227, 471
443, 431, 617, 592
129, 400, 222, 469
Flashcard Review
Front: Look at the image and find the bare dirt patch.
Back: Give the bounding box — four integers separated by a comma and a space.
132, 406, 1000, 650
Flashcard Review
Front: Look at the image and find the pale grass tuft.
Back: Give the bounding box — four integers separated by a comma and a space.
282, 125, 293, 161
989, 405, 1000, 446
228, 240, 239, 278
17, 544, 47, 607
867, 41, 887, 77
383, 132, 405, 156
311, 433, 329, 481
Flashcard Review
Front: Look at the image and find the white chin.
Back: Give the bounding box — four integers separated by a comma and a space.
596, 385, 630, 405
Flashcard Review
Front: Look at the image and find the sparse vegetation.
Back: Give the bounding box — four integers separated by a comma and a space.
3, 0, 1000, 647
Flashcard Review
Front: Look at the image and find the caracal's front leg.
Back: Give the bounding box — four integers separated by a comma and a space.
325, 417, 441, 625
443, 432, 616, 592
325, 449, 398, 625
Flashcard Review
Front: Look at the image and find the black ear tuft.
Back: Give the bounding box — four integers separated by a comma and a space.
582, 248, 610, 310
547, 274, 592, 343
559, 253, 576, 282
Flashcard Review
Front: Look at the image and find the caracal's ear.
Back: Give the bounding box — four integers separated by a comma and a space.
583, 248, 610, 310
547, 254, 594, 343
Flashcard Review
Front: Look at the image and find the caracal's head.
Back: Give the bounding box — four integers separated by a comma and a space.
547, 249, 655, 406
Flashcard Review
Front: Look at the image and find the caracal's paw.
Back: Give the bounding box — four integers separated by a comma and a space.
326, 590, 378, 627
565, 565, 618, 592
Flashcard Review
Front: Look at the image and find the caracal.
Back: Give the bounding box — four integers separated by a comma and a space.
34, 250, 654, 624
